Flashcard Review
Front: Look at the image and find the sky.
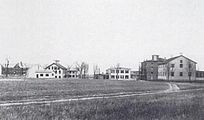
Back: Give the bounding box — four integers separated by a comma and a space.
0, 0, 204, 72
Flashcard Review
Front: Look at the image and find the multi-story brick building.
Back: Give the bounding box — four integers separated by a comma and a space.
141, 55, 165, 80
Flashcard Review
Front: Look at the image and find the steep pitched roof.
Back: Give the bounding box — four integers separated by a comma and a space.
159, 55, 197, 65
45, 63, 67, 70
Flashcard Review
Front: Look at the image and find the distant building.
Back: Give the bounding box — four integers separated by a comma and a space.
158, 55, 196, 81
45, 62, 67, 79
27, 64, 44, 78
35, 70, 55, 79
94, 73, 107, 79
67, 68, 79, 79
1, 62, 29, 78
130, 71, 139, 80
196, 71, 204, 80
141, 55, 165, 80
106, 67, 131, 80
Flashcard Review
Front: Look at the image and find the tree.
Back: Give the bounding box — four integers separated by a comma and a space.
166, 63, 175, 81
93, 65, 100, 79
75, 62, 89, 79
115, 63, 120, 80
186, 61, 193, 81
5, 59, 9, 78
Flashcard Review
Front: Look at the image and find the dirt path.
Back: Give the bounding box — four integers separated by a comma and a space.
0, 83, 201, 107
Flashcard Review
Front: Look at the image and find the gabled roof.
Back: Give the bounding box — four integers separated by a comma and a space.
159, 55, 197, 65
45, 63, 67, 70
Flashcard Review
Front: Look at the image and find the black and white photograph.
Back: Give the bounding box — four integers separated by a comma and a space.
0, 0, 203, 120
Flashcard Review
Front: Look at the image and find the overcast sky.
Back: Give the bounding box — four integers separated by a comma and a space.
0, 0, 204, 72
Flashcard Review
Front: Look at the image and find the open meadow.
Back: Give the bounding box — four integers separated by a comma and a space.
0, 79, 203, 120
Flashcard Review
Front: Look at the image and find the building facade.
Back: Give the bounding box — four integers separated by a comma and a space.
1, 62, 29, 78
67, 69, 79, 79
158, 55, 196, 81
106, 67, 131, 80
141, 55, 165, 80
35, 70, 55, 79
196, 71, 204, 80
45, 62, 67, 79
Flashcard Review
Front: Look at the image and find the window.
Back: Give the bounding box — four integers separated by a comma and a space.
54, 67, 57, 70
46, 74, 49, 77
125, 70, 129, 73
180, 72, 183, 76
116, 70, 119, 73
111, 70, 115, 73
151, 72, 153, 74
116, 75, 119, 79
180, 64, 183, 68
36, 74, 39, 78
188, 72, 192, 76
55, 71, 57, 74
125, 75, 129, 79
59, 70, 61, 74
171, 64, 175, 68
171, 72, 174, 76
180, 60, 183, 63
121, 70, 124, 73
59, 76, 61, 78
72, 75, 75, 77
52, 74, 54, 76
120, 75, 124, 79
111, 75, 115, 79
40, 74, 43, 77
55, 76, 57, 78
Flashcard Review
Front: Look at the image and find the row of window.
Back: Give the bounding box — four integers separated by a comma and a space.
54, 70, 61, 74
196, 72, 204, 77
111, 70, 129, 74
111, 75, 129, 79
36, 73, 62, 78
159, 72, 192, 77
48, 66, 61, 70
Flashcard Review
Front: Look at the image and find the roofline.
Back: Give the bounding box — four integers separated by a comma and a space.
45, 63, 67, 70
158, 55, 197, 65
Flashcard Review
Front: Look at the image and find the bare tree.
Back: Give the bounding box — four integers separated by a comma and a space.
186, 61, 193, 81
5, 59, 9, 78
115, 63, 120, 80
166, 63, 175, 81
93, 65, 100, 79
75, 62, 89, 79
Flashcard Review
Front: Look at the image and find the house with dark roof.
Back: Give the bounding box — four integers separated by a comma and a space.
158, 55, 196, 81
1, 62, 29, 78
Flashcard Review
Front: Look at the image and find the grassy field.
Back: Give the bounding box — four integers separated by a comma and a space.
0, 79, 203, 120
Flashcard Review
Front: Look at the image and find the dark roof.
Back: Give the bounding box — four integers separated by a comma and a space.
159, 55, 197, 65
45, 63, 67, 70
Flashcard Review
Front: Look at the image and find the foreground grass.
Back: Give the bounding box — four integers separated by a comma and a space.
0, 79, 168, 101
0, 89, 203, 120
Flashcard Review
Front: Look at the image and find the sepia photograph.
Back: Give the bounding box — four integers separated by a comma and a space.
0, 0, 203, 120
